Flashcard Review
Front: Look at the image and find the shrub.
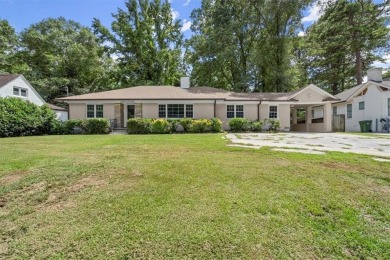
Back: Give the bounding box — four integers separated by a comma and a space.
127, 119, 152, 134
64, 119, 83, 134
151, 119, 171, 134
250, 120, 263, 132
189, 119, 212, 133
265, 118, 280, 132
82, 118, 110, 134
228, 118, 251, 132
167, 119, 180, 132
180, 118, 193, 132
211, 118, 223, 133
0, 97, 58, 137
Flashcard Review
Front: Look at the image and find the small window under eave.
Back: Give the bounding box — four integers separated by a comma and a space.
356, 88, 367, 96
379, 86, 390, 92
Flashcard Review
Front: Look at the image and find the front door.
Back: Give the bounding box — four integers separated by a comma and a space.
128, 105, 135, 119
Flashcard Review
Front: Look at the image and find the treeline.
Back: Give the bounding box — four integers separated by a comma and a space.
0, 0, 389, 102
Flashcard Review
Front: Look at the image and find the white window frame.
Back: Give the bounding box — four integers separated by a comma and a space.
269, 105, 278, 119
226, 104, 244, 119
86, 104, 104, 118
158, 104, 194, 119
13, 86, 28, 98
347, 104, 352, 119
359, 101, 365, 110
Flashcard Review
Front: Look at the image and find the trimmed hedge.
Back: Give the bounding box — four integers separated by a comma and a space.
127, 118, 223, 134
0, 97, 58, 137
82, 118, 110, 134
228, 118, 279, 132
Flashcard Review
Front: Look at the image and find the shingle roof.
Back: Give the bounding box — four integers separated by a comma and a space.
56, 86, 293, 102
0, 74, 19, 88
47, 104, 67, 111
335, 80, 390, 102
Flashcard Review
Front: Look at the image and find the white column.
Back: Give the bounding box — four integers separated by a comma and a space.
292, 108, 297, 125
305, 106, 312, 132
323, 103, 332, 132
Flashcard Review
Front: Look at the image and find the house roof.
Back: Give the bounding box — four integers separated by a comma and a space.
47, 104, 67, 111
335, 80, 390, 102
0, 74, 19, 88
57, 85, 294, 102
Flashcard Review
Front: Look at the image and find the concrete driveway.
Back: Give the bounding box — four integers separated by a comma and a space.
226, 132, 390, 158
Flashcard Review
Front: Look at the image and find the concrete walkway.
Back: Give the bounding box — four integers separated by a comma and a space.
226, 132, 390, 158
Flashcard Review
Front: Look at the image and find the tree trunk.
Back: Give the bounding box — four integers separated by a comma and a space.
355, 50, 363, 85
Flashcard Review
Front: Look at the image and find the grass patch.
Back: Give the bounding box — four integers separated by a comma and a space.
0, 134, 389, 258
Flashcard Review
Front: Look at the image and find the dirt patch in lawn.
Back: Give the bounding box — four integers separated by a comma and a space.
40, 176, 108, 212
0, 170, 28, 185
320, 162, 363, 173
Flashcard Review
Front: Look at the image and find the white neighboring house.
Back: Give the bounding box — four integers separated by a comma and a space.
332, 68, 390, 132
0, 74, 68, 121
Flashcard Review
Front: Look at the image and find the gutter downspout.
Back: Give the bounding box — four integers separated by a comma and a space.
214, 100, 216, 118
258, 101, 262, 121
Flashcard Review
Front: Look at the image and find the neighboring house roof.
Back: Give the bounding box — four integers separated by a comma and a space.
57, 85, 332, 102
47, 104, 67, 111
0, 74, 20, 88
335, 80, 390, 102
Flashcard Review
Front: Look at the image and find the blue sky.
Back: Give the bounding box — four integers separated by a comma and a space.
0, 0, 388, 68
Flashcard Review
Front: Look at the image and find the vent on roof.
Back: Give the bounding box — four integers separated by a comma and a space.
367, 67, 382, 82
180, 77, 190, 89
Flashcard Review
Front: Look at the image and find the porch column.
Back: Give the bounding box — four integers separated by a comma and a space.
292, 108, 297, 125
305, 106, 312, 132
323, 102, 332, 132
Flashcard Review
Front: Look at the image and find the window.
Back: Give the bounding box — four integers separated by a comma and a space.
347, 104, 352, 118
13, 87, 28, 97
269, 106, 277, 118
359, 101, 365, 110
186, 104, 193, 118
333, 106, 337, 115
227, 105, 235, 118
128, 105, 135, 119
388, 98, 390, 116
159, 104, 193, 118
236, 105, 244, 118
159, 105, 166, 118
96, 105, 103, 118
87, 104, 104, 118
227, 105, 244, 118
168, 104, 185, 118
311, 110, 315, 118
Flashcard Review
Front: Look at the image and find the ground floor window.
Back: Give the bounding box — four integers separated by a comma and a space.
269, 106, 277, 118
347, 104, 352, 118
333, 106, 337, 115
127, 105, 135, 119
87, 104, 104, 118
359, 101, 365, 110
227, 105, 244, 118
388, 98, 390, 116
158, 104, 193, 118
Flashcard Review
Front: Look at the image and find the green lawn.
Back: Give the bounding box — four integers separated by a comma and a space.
0, 134, 389, 258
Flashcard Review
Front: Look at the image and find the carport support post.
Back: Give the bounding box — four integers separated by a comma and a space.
323, 103, 332, 132
292, 108, 297, 125
305, 106, 312, 132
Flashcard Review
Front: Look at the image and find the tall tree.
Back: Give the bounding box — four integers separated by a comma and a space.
305, 0, 390, 93
93, 0, 183, 87
186, 0, 312, 92
19, 17, 112, 101
0, 19, 28, 74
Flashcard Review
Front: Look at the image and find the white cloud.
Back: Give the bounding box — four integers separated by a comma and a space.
298, 31, 305, 37
171, 9, 179, 20
302, 0, 333, 23
181, 19, 192, 33
372, 54, 390, 68
183, 0, 191, 6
